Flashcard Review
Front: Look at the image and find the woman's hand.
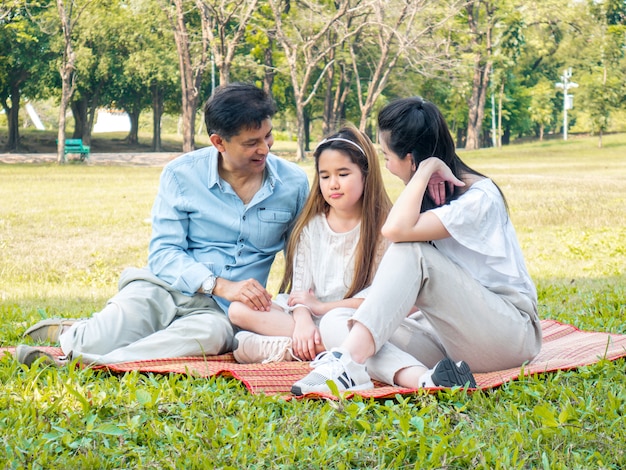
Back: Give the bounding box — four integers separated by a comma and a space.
382, 157, 465, 243
420, 157, 465, 206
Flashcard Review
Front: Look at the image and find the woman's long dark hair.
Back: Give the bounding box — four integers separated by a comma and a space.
378, 96, 507, 212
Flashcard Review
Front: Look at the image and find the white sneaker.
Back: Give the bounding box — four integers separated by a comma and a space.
291, 348, 374, 396
232, 331, 297, 364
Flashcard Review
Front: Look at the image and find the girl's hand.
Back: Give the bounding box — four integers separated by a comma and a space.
292, 321, 321, 361
288, 289, 322, 316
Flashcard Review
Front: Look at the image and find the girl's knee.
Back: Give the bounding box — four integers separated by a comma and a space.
227, 301, 248, 326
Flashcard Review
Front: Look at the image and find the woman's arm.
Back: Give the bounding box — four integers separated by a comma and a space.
382, 157, 465, 243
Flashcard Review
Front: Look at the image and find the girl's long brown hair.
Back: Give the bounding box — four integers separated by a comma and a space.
279, 124, 392, 298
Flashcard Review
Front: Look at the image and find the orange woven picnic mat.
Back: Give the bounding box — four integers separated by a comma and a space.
5, 320, 626, 399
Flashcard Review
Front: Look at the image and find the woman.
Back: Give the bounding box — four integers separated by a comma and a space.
292, 97, 542, 395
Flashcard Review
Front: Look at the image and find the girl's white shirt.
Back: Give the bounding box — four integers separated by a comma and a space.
291, 213, 387, 302
430, 178, 537, 301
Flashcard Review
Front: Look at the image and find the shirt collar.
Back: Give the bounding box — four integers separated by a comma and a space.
207, 146, 221, 189
206, 147, 282, 190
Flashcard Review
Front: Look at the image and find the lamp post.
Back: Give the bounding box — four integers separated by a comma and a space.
555, 68, 579, 140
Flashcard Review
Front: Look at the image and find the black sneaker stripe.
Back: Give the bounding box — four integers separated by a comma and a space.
336, 372, 353, 389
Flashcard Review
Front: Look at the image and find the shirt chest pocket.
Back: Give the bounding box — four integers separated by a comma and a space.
250, 208, 294, 248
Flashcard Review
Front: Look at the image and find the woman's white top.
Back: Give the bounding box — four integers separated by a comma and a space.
431, 178, 537, 301
291, 213, 387, 301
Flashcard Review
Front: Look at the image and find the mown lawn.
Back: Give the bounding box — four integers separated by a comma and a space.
0, 134, 624, 469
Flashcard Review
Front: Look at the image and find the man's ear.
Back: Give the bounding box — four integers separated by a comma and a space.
209, 134, 226, 152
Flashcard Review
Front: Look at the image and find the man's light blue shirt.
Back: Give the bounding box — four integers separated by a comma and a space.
148, 146, 309, 312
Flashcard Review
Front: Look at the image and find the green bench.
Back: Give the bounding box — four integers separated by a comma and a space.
64, 138, 90, 161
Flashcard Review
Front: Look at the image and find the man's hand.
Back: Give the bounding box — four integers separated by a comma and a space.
214, 277, 272, 311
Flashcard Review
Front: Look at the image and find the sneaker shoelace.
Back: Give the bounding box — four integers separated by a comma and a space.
310, 351, 333, 367
260, 337, 294, 364
308, 351, 349, 384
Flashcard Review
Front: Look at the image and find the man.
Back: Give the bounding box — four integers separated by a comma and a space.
17, 83, 309, 366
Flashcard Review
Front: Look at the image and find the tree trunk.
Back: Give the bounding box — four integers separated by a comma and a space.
262, 40, 275, 97
6, 83, 21, 151
56, 0, 76, 164
170, 0, 203, 153
151, 83, 164, 152
497, 82, 503, 148
71, 99, 88, 140
295, 105, 306, 161
322, 59, 335, 136
332, 65, 350, 133
57, 77, 72, 164
465, 56, 491, 150
85, 93, 99, 146
219, 66, 230, 86
127, 109, 140, 145
464, 1, 493, 151
303, 108, 311, 152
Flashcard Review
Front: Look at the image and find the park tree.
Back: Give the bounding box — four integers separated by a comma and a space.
244, 4, 281, 96
0, 1, 51, 151
527, 78, 556, 141
320, 39, 353, 136
123, 0, 179, 151
349, 0, 464, 133
66, 0, 134, 146
55, 0, 93, 163
579, 0, 626, 147
160, 0, 210, 152
510, 0, 573, 141
488, 6, 526, 147
461, 0, 499, 150
268, 0, 367, 160
196, 0, 260, 86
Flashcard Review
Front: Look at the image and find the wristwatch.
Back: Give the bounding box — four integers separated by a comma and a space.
202, 275, 217, 295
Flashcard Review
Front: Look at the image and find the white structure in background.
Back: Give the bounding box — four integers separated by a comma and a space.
555, 68, 578, 141
25, 102, 46, 130
93, 109, 131, 133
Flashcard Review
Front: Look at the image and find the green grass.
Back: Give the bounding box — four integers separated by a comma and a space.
1, 134, 625, 468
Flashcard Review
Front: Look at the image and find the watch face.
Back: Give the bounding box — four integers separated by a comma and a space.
204, 276, 216, 294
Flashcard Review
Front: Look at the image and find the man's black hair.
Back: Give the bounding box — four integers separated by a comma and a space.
204, 82, 277, 140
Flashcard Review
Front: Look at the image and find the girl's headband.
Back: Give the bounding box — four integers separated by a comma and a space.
316, 137, 366, 156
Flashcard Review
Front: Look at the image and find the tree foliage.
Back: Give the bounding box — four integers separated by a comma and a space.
2, 0, 626, 154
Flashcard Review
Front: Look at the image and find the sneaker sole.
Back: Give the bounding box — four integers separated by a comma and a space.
291, 380, 374, 396
431, 358, 477, 388
15, 345, 59, 367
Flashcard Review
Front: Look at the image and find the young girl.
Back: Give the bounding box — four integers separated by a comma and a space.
292, 97, 542, 395
228, 125, 392, 364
